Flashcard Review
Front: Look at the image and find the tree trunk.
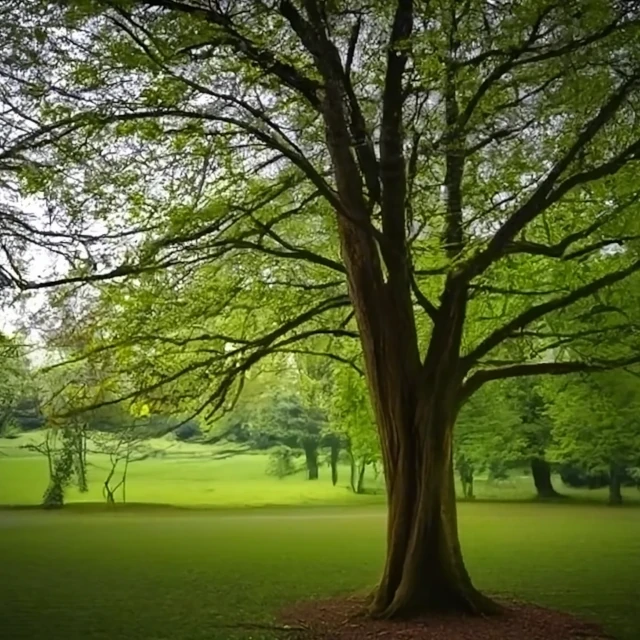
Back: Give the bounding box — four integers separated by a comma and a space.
459, 470, 474, 499
330, 441, 339, 486
356, 458, 367, 494
531, 457, 560, 498
103, 457, 118, 504
349, 449, 357, 493
315, 12, 492, 616
121, 453, 130, 504
370, 399, 498, 618
303, 442, 319, 480
609, 465, 623, 505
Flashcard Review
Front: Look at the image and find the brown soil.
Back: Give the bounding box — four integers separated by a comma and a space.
280, 597, 613, 640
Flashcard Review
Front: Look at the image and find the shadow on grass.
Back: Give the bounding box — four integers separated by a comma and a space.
1, 491, 639, 513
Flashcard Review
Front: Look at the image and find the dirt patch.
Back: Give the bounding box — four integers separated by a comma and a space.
280, 597, 613, 640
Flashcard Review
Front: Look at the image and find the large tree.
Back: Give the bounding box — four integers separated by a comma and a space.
3, 0, 640, 618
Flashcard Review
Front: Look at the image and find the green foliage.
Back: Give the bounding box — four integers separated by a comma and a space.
455, 382, 525, 493
544, 371, 640, 497
253, 393, 324, 447
173, 421, 202, 442
266, 445, 300, 479
329, 366, 380, 467
5, 0, 640, 435
0, 334, 33, 435
40, 427, 87, 508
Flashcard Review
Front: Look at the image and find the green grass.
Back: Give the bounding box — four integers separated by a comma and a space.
2, 432, 638, 507
2, 433, 640, 639
0, 503, 639, 640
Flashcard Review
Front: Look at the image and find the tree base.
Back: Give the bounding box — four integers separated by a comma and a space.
280, 597, 612, 639
535, 490, 565, 500
368, 583, 502, 619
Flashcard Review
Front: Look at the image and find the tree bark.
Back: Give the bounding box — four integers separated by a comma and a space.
348, 450, 357, 493
356, 458, 367, 494
609, 464, 623, 505
303, 442, 319, 480
369, 393, 499, 618
330, 440, 339, 486
317, 30, 493, 615
531, 458, 560, 498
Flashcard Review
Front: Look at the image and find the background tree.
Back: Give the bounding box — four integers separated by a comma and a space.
329, 365, 380, 494
3, 0, 640, 618
0, 333, 31, 437
255, 393, 325, 480
455, 382, 524, 499
544, 371, 640, 505
89, 412, 153, 505
507, 378, 561, 498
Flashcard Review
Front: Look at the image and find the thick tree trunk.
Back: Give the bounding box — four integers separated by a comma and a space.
370, 402, 498, 618
303, 442, 319, 481
531, 458, 560, 498
315, 6, 491, 617
609, 465, 623, 505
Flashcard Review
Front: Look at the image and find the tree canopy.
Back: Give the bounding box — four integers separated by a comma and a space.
2, 0, 640, 620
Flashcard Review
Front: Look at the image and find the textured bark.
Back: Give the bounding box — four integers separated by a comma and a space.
312, 7, 494, 615
369, 396, 498, 618
531, 458, 560, 498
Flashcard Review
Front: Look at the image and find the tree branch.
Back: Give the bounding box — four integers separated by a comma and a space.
138, 0, 323, 108
379, 0, 413, 258
463, 257, 640, 367
461, 354, 640, 401
463, 73, 640, 279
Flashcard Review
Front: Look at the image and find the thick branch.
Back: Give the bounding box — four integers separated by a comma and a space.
462, 354, 640, 400
463, 257, 640, 366
379, 0, 412, 258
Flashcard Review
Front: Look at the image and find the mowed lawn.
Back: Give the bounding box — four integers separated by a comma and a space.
1, 504, 639, 640
2, 432, 637, 507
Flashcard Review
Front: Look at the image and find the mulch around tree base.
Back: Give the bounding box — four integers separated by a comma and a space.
280, 597, 613, 640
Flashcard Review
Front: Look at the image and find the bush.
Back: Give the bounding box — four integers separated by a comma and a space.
487, 460, 510, 481
560, 464, 638, 489
0, 420, 21, 439
174, 422, 202, 441
266, 446, 300, 478
560, 465, 608, 489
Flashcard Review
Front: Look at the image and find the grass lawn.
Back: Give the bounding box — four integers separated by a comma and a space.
2, 432, 638, 507
0, 503, 639, 640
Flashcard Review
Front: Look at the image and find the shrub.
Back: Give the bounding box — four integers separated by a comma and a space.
266, 446, 300, 478
174, 422, 202, 441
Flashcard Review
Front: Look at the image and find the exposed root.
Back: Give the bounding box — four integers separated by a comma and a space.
368, 584, 502, 620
